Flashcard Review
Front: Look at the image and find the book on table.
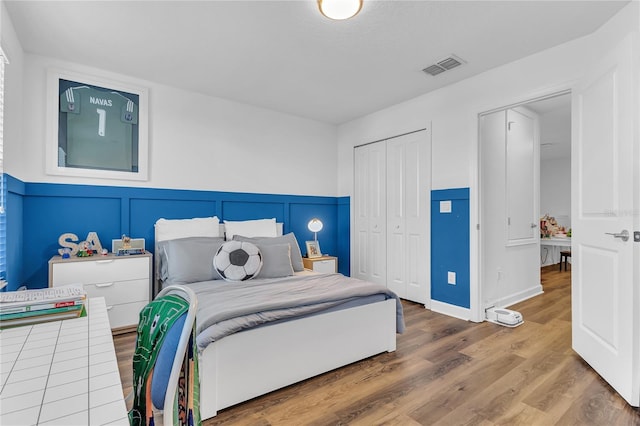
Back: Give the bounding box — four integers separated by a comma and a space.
0, 285, 87, 328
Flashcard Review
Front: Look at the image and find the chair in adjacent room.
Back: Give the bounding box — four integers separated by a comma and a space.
560, 250, 572, 271
128, 285, 199, 426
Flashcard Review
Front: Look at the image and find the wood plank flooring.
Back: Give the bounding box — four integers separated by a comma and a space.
114, 266, 640, 425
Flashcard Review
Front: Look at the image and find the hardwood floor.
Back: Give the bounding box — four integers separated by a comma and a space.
114, 266, 640, 425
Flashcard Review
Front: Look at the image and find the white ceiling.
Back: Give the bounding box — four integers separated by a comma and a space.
4, 0, 629, 124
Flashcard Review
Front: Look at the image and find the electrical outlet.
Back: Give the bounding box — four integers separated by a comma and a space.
447, 271, 456, 285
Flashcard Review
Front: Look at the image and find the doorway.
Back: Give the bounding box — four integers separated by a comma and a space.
478, 91, 571, 316
532, 95, 572, 270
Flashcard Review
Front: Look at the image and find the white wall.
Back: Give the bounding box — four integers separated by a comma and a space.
540, 157, 571, 227
2, 3, 338, 197
337, 2, 638, 196
540, 157, 571, 267
337, 2, 639, 320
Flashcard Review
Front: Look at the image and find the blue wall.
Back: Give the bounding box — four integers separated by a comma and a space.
431, 188, 470, 308
8, 176, 350, 290
336, 197, 351, 275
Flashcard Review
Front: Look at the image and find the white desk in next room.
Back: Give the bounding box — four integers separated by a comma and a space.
540, 237, 571, 267
0, 297, 128, 425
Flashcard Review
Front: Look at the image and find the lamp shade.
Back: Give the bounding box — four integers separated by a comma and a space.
317, 0, 363, 20
308, 218, 324, 234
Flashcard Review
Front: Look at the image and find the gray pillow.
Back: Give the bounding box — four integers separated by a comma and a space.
164, 237, 225, 284
257, 244, 294, 279
233, 232, 304, 272
157, 240, 170, 281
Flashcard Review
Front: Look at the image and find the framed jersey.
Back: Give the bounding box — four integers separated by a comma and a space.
46, 69, 148, 181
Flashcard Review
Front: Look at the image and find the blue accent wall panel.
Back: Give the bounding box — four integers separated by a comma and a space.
9, 179, 351, 289
221, 201, 284, 223
23, 195, 122, 288
431, 188, 470, 308
337, 197, 350, 276
129, 198, 218, 252
289, 202, 337, 261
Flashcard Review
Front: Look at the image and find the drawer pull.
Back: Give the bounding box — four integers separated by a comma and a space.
95, 259, 115, 264
95, 282, 115, 288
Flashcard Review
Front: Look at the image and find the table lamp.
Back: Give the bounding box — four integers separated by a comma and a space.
308, 218, 323, 241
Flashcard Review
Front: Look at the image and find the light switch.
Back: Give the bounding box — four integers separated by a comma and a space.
447, 271, 456, 285
440, 200, 452, 213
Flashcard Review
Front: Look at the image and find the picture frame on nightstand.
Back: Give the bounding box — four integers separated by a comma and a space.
306, 240, 321, 258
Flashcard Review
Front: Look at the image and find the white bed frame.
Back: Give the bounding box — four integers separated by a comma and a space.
154, 221, 397, 420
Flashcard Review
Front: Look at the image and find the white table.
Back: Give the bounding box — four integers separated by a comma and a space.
540, 237, 571, 266
540, 237, 571, 247
0, 297, 128, 425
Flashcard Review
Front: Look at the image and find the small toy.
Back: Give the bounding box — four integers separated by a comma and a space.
76, 241, 94, 257
61, 247, 71, 259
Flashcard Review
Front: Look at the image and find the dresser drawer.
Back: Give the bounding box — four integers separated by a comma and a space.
312, 259, 337, 273
49, 253, 152, 332
83, 278, 148, 305
106, 301, 148, 329
52, 256, 149, 286
303, 256, 337, 273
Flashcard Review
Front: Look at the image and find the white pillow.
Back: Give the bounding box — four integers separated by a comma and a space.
224, 218, 277, 240
155, 216, 220, 242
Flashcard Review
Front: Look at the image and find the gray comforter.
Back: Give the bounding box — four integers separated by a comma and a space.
183, 273, 404, 350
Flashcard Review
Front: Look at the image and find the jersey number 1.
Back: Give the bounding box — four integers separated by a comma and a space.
96, 108, 106, 137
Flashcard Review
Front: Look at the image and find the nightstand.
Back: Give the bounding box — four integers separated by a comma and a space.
48, 252, 152, 333
303, 256, 338, 273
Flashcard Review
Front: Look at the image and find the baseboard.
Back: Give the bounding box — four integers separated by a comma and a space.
487, 285, 543, 310
430, 300, 471, 321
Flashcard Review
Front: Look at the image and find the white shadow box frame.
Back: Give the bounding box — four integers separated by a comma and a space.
46, 68, 149, 181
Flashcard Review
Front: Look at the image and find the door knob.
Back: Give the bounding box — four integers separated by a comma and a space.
605, 230, 629, 242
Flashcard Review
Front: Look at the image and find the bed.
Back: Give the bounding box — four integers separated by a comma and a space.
153, 216, 403, 420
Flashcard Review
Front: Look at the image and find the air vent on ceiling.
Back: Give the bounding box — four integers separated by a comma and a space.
422, 55, 465, 77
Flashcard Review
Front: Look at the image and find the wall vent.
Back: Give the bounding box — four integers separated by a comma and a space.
422, 55, 465, 77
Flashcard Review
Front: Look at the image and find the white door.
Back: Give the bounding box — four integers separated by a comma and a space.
353, 142, 386, 286
386, 130, 429, 303
571, 33, 639, 406
386, 138, 405, 295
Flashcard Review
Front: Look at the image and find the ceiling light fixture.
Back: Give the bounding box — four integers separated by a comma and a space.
317, 0, 363, 20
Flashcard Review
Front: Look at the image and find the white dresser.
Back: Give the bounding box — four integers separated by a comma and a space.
49, 253, 152, 333
0, 297, 128, 425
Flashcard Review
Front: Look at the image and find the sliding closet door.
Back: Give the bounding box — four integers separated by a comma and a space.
353, 141, 386, 286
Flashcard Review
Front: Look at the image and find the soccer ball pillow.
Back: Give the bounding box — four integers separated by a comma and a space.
213, 241, 263, 281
